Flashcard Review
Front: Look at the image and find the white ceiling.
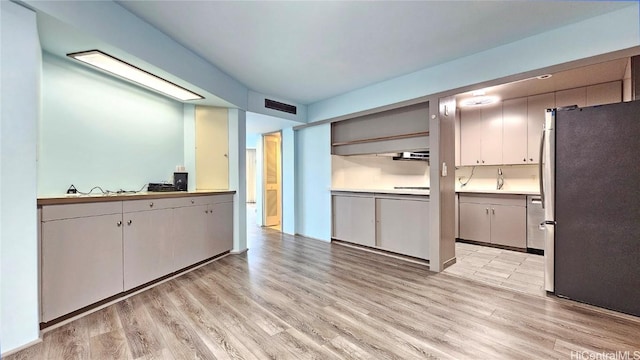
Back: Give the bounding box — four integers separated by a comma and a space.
117, 1, 632, 105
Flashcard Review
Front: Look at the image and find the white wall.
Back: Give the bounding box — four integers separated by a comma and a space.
281, 127, 296, 235
1, 1, 41, 353
307, 5, 640, 122
39, 53, 184, 195
455, 165, 539, 193
332, 155, 430, 190
295, 124, 331, 241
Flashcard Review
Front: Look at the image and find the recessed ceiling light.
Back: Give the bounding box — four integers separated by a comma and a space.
536, 74, 553, 80
67, 50, 204, 101
460, 95, 500, 107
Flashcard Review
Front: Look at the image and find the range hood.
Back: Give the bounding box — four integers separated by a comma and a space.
392, 151, 430, 161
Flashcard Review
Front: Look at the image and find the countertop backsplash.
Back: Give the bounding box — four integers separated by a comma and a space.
455, 165, 539, 193
332, 155, 429, 190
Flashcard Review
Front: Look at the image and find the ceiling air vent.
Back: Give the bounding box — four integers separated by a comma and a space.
265, 99, 297, 115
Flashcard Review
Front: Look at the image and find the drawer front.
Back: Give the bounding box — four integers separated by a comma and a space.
208, 194, 234, 204
459, 194, 525, 207
123, 197, 184, 212
42, 202, 123, 221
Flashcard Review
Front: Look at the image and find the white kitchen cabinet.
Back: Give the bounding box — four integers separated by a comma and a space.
527, 93, 555, 163
556, 87, 586, 108
481, 103, 503, 165
173, 204, 209, 271
502, 98, 528, 165
376, 197, 430, 259
458, 194, 526, 249
586, 81, 621, 106
490, 204, 527, 248
460, 107, 482, 166
332, 194, 375, 247
459, 202, 491, 243
460, 103, 502, 166
208, 201, 234, 257
331, 192, 429, 260
122, 208, 174, 291
41, 206, 124, 322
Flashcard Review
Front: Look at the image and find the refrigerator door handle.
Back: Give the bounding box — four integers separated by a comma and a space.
538, 130, 546, 209
540, 220, 556, 226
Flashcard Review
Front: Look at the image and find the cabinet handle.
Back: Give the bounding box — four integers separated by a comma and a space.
529, 158, 534, 162
492, 208, 495, 215
205, 210, 209, 214
127, 220, 132, 226
485, 208, 489, 214
476, 160, 480, 164
523, 158, 526, 162
482, 160, 485, 164
149, 202, 154, 208
117, 221, 122, 227
191, 200, 195, 204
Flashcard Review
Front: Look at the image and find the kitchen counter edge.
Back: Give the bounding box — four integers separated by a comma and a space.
331, 188, 430, 196
37, 190, 237, 206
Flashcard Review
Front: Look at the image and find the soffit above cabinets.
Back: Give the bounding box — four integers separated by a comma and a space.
456, 57, 629, 103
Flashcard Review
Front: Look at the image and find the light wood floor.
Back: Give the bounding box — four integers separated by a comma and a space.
444, 242, 545, 297
7, 220, 640, 359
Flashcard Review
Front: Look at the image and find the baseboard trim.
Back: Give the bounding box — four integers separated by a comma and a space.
230, 248, 249, 255
442, 256, 457, 269
1, 337, 43, 358
332, 239, 430, 268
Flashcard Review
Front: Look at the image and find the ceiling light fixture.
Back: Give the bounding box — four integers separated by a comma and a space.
67, 50, 203, 101
536, 74, 553, 80
460, 95, 500, 107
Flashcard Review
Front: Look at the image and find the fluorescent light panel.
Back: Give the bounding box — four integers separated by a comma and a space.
67, 50, 203, 101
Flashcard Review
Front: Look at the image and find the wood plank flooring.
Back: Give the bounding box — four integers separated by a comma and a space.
6, 211, 640, 359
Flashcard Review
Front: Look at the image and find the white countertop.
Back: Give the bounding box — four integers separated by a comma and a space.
331, 188, 430, 196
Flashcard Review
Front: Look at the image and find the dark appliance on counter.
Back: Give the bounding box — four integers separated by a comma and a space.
540, 100, 640, 316
392, 151, 429, 161
147, 183, 177, 192
173, 172, 188, 191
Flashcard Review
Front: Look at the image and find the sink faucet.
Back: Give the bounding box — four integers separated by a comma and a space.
497, 168, 504, 190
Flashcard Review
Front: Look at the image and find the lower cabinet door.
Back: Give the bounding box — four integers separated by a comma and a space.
42, 214, 124, 322
123, 209, 174, 290
376, 198, 430, 259
208, 201, 234, 257
332, 195, 375, 246
459, 202, 491, 243
173, 205, 208, 271
490, 204, 526, 248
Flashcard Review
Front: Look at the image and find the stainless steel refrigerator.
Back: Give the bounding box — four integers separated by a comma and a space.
540, 100, 640, 317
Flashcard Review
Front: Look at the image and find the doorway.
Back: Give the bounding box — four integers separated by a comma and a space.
262, 132, 282, 230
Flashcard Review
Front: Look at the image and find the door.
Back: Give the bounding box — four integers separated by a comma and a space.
42, 213, 124, 321
490, 204, 526, 248
209, 201, 234, 256
173, 204, 208, 270
458, 202, 491, 243
480, 102, 503, 165
459, 107, 482, 166
123, 209, 174, 290
527, 93, 554, 163
263, 132, 281, 227
376, 198, 430, 259
196, 106, 229, 190
332, 195, 375, 246
502, 98, 528, 165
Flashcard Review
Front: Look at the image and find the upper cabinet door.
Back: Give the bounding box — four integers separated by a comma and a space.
527, 93, 555, 164
460, 107, 482, 166
480, 103, 503, 165
502, 98, 528, 165
586, 81, 621, 106
556, 87, 586, 108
